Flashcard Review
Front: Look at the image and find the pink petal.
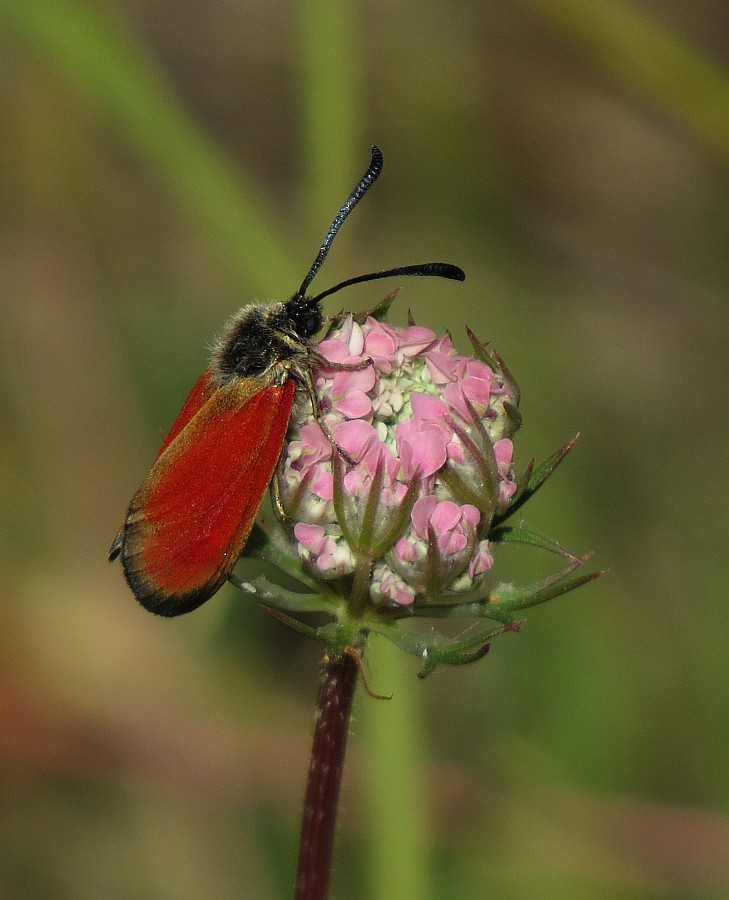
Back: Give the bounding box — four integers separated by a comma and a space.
411, 495, 439, 538
397, 326, 437, 357
425, 351, 459, 384
428, 333, 456, 355
311, 469, 334, 500
364, 329, 397, 360
382, 482, 408, 507
443, 376, 491, 421
397, 424, 448, 478
299, 422, 331, 458
374, 442, 401, 480
316, 549, 339, 572
462, 504, 481, 526
375, 567, 416, 606
294, 523, 327, 554
394, 537, 418, 563
317, 339, 349, 364
463, 359, 493, 382
334, 419, 379, 460
397, 437, 414, 479
343, 320, 365, 355
431, 500, 461, 533
395, 418, 418, 443
493, 438, 513, 470
365, 317, 400, 340
334, 390, 373, 419
461, 375, 492, 409
446, 439, 464, 463
439, 532, 467, 555
442, 383, 467, 419
343, 469, 368, 496
393, 585, 415, 606
331, 366, 376, 396
469, 541, 494, 577
315, 317, 363, 359
410, 392, 450, 422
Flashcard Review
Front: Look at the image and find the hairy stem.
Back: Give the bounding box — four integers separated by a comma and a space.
295, 650, 359, 900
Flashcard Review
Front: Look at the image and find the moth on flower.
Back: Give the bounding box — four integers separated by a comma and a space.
109, 147, 465, 616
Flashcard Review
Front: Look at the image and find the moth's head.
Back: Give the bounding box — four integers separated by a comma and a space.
282, 294, 324, 341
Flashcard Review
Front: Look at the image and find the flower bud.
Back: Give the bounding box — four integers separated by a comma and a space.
277, 314, 520, 607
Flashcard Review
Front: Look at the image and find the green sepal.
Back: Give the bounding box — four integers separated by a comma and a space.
417, 640, 491, 678
228, 572, 341, 615
491, 349, 521, 407
489, 525, 581, 559
240, 522, 321, 593
487, 554, 604, 614
494, 434, 579, 527
369, 475, 419, 557
323, 288, 400, 338
352, 288, 400, 323
260, 606, 332, 643
502, 400, 523, 436
257, 606, 371, 660
465, 328, 521, 406
504, 457, 535, 511
440, 414, 501, 525
397, 552, 602, 623
331, 452, 418, 558
396, 599, 517, 623
465, 325, 495, 369
367, 618, 514, 677
358, 451, 386, 551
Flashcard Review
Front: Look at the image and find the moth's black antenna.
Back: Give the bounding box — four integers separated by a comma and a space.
310, 262, 465, 305
298, 146, 384, 298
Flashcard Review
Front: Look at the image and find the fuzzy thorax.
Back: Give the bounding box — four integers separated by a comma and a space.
210, 295, 324, 386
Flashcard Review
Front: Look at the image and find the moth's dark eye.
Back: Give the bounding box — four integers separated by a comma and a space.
302, 307, 323, 337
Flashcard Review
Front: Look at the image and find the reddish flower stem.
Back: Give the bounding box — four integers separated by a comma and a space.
295, 650, 359, 900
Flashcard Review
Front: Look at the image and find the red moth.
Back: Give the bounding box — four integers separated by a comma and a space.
109, 147, 465, 616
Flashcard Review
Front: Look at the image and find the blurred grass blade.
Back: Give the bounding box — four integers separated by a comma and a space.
519, 0, 729, 159
296, 0, 361, 230
0, 0, 298, 292
357, 635, 429, 900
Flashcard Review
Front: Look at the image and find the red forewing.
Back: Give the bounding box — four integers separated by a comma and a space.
108, 369, 216, 563
118, 373, 296, 616
156, 369, 216, 458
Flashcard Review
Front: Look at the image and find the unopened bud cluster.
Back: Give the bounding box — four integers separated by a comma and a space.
277, 314, 521, 608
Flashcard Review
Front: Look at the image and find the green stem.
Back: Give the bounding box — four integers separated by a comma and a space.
348, 554, 373, 620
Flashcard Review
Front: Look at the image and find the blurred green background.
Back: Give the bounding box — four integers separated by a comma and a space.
1, 0, 729, 897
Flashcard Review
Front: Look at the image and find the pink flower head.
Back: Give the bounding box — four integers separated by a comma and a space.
277, 314, 520, 606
